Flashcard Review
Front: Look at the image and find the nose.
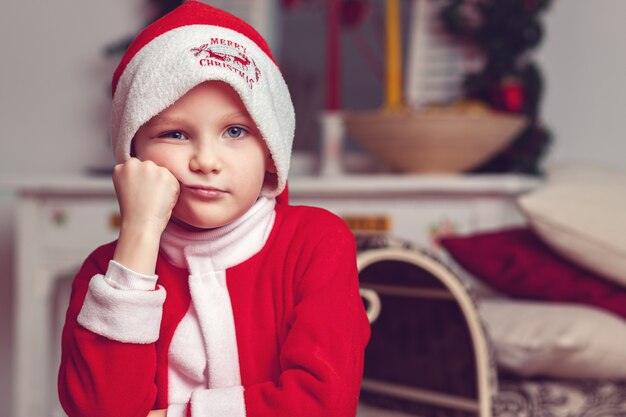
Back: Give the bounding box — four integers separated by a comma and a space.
189, 140, 223, 174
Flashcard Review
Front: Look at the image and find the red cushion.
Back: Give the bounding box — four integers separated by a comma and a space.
439, 228, 626, 319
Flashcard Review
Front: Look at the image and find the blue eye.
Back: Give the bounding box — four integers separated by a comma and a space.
160, 131, 188, 140
225, 126, 247, 139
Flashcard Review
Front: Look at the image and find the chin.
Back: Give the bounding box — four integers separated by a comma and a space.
172, 215, 223, 231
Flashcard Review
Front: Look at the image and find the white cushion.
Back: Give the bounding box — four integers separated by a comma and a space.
480, 298, 626, 379
545, 161, 626, 185
518, 164, 626, 286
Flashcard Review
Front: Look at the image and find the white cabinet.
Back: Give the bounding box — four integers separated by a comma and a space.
289, 175, 536, 248
6, 174, 539, 417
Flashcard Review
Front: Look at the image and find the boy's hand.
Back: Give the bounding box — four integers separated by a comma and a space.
147, 410, 167, 417
112, 158, 180, 275
113, 158, 180, 235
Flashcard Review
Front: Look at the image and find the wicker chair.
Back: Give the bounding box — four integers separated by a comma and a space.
357, 237, 497, 417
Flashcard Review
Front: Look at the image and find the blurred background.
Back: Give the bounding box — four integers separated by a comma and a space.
1, 0, 625, 416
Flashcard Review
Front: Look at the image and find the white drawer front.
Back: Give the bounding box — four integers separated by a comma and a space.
291, 196, 527, 250
41, 198, 120, 251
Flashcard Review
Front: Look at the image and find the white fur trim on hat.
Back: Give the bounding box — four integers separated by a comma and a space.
111, 16, 294, 197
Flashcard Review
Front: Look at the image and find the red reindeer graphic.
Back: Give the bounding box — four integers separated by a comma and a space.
190, 44, 210, 57
190, 43, 261, 83
190, 44, 232, 63
233, 54, 250, 69
208, 49, 229, 62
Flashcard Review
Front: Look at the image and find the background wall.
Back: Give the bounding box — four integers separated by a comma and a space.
537, 1, 626, 169
0, 1, 144, 415
1, 0, 625, 415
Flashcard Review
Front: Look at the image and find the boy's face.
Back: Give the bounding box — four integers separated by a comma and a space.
134, 81, 275, 230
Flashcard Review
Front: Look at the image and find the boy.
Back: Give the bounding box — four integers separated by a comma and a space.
57, 2, 370, 416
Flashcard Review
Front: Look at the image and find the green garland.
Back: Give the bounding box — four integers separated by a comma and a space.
440, 0, 553, 174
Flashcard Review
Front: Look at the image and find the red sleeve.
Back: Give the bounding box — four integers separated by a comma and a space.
242, 218, 370, 417
57, 243, 159, 417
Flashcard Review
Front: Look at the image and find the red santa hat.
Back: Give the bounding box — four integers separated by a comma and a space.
111, 0, 295, 198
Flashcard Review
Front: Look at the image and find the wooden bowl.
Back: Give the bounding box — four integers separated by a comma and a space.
343, 109, 527, 173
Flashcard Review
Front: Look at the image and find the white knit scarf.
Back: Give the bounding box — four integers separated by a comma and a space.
160, 197, 276, 415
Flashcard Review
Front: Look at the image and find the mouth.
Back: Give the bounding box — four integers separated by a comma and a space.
184, 184, 227, 199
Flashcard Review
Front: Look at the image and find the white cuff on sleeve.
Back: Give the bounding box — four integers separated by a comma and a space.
104, 260, 158, 290
166, 403, 188, 417
190, 386, 246, 417
77, 274, 166, 343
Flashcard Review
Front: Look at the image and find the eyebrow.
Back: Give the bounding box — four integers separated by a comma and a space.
145, 115, 187, 126
220, 111, 254, 122
148, 112, 254, 126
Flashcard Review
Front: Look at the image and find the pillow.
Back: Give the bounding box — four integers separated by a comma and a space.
544, 161, 626, 185
439, 228, 626, 320
517, 164, 626, 286
480, 298, 626, 379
